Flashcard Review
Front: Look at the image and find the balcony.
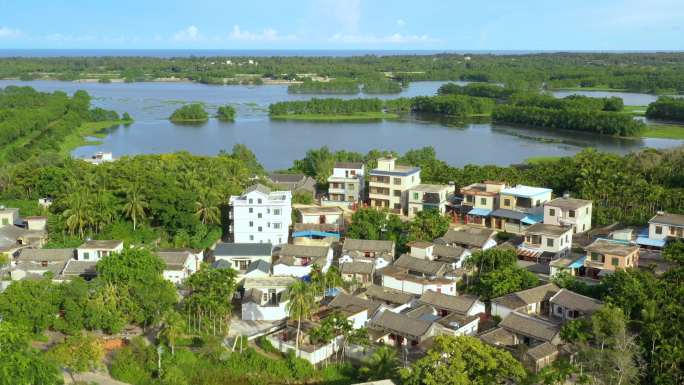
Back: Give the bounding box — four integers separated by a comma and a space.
584, 259, 605, 269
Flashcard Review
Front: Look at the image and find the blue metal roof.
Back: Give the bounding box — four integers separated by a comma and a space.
467, 208, 492, 217
636, 236, 666, 248
521, 215, 543, 225
569, 256, 586, 269
292, 230, 340, 239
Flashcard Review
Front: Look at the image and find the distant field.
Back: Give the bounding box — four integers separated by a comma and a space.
524, 156, 563, 164
641, 123, 684, 139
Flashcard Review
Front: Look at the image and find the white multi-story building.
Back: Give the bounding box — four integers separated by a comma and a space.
543, 197, 593, 234
368, 157, 421, 215
229, 184, 292, 244
327, 162, 365, 206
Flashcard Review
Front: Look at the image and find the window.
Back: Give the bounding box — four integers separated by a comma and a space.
267, 222, 270, 228
611, 257, 620, 266
348, 184, 355, 191
549, 208, 556, 216
249, 221, 253, 227
393, 177, 401, 185
273, 209, 281, 215
503, 198, 510, 206
258, 226, 262, 232
413, 192, 419, 200
249, 199, 253, 204
258, 213, 262, 218
412, 207, 418, 214
394, 203, 401, 209
655, 226, 662, 235
267, 208, 270, 214
257, 199, 262, 204
586, 207, 589, 214
249, 208, 253, 213
591, 252, 603, 262
249, 235, 254, 241
480, 197, 486, 205
273, 223, 281, 229
393, 190, 401, 197
546, 238, 554, 247
83, 252, 90, 260
466, 195, 474, 203
41, 260, 48, 267
569, 210, 575, 218
1, 218, 7, 225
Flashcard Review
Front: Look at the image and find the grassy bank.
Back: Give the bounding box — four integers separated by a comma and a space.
524, 155, 563, 164
270, 112, 399, 121
640, 123, 684, 139
622, 105, 648, 117
59, 119, 132, 155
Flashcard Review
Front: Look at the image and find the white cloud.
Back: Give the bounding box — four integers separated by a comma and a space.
228, 25, 295, 41
396, 19, 406, 27
173, 25, 201, 41
328, 32, 435, 44
0, 26, 22, 38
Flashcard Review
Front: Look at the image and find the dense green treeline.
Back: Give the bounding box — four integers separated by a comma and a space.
492, 104, 644, 136
216, 105, 236, 121
4, 52, 684, 93
0, 86, 127, 163
288, 78, 360, 94
269, 98, 384, 116
438, 82, 515, 99
646, 96, 684, 122
511, 93, 625, 112
408, 94, 494, 117
361, 78, 402, 94
169, 103, 209, 122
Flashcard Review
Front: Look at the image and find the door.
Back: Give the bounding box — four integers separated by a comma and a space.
319, 215, 326, 224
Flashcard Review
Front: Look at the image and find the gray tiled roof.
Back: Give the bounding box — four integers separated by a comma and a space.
500, 312, 561, 343
649, 212, 684, 227
214, 242, 273, 257
329, 293, 382, 316
479, 327, 516, 347
435, 227, 495, 249
246, 259, 271, 274
364, 285, 414, 305
372, 310, 433, 338
334, 161, 364, 169
78, 240, 123, 249
524, 223, 571, 237
343, 238, 395, 253
268, 173, 305, 183
245, 183, 272, 195
393, 254, 446, 276
157, 251, 191, 270
341, 261, 374, 275
527, 342, 559, 360
492, 283, 560, 310
418, 290, 479, 315
546, 197, 591, 210
61, 260, 98, 277
585, 239, 639, 257
277, 244, 329, 258
550, 289, 603, 314
17, 248, 74, 262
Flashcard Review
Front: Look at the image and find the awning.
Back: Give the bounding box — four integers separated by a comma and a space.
517, 245, 543, 259
467, 208, 492, 217
292, 230, 340, 239
569, 256, 586, 269
521, 215, 544, 225
636, 236, 666, 248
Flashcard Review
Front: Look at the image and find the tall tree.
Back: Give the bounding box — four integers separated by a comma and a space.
122, 184, 148, 231
285, 280, 316, 356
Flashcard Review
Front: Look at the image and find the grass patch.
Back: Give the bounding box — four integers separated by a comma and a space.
270, 112, 399, 121
524, 156, 563, 164
622, 105, 648, 117
59, 119, 132, 155
641, 123, 684, 139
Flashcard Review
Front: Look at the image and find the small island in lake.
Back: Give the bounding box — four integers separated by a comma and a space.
216, 105, 236, 121
170, 103, 209, 123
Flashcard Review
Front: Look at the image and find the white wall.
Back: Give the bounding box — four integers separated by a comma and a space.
382, 275, 456, 296
266, 334, 342, 365
76, 243, 123, 261
544, 204, 592, 233
231, 190, 291, 244
242, 302, 289, 321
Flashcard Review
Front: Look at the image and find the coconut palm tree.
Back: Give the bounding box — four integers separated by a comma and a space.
194, 190, 221, 225
285, 280, 316, 356
122, 185, 148, 231
62, 188, 92, 238
157, 310, 185, 356
358, 345, 400, 381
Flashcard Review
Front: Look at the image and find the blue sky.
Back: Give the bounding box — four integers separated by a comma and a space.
1, 0, 683, 50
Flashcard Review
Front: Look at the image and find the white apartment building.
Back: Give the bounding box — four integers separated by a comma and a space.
408, 184, 453, 217
368, 157, 421, 215
327, 162, 365, 206
229, 184, 292, 244
76, 240, 124, 262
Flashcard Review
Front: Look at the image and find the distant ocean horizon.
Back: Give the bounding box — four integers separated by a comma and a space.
0, 49, 681, 58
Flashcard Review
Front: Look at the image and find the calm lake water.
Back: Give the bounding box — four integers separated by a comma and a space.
0, 80, 681, 170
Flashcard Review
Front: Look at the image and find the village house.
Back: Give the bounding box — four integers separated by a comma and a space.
518, 223, 573, 263
381, 254, 459, 296
407, 184, 454, 218
417, 290, 485, 318
340, 260, 375, 287
489, 185, 551, 233
292, 206, 344, 243
583, 239, 640, 279
341, 238, 395, 269
327, 292, 382, 328
404, 302, 480, 337
326, 162, 365, 207
362, 284, 414, 311
267, 173, 316, 198
0, 208, 48, 255
549, 289, 603, 322
59, 259, 99, 280
10, 248, 74, 281
459, 181, 506, 227
76, 240, 124, 261
490, 283, 560, 318
369, 309, 437, 348
241, 276, 296, 321
406, 241, 470, 269
272, 244, 333, 277
213, 242, 273, 278
228, 184, 292, 245
368, 157, 421, 215
434, 227, 497, 251
157, 249, 203, 284
543, 197, 593, 234
640, 212, 684, 248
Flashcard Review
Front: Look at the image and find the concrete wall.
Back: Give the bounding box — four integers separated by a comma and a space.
242, 302, 289, 321
382, 275, 456, 296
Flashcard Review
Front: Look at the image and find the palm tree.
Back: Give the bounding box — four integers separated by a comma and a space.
157, 310, 185, 356
194, 191, 221, 225
324, 266, 343, 295
62, 189, 92, 238
358, 345, 400, 381
122, 185, 148, 231
285, 280, 316, 356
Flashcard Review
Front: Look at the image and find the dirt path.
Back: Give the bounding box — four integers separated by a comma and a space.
64, 370, 130, 385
